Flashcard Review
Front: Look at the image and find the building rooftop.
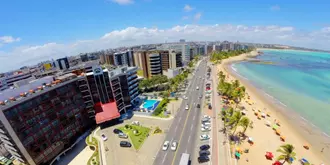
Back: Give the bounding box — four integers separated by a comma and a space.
94, 102, 120, 124
0, 74, 84, 111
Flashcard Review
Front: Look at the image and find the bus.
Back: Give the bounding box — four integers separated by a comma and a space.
179, 153, 190, 165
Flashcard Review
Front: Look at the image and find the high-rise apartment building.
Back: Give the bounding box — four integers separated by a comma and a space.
133, 51, 162, 78
0, 65, 140, 165
160, 50, 170, 71
55, 57, 70, 70
100, 50, 134, 67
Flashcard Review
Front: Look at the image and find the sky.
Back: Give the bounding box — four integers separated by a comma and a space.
1, 0, 330, 72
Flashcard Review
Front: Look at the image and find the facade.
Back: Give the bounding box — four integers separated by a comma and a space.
113, 50, 135, 67
55, 57, 70, 70
0, 78, 8, 91
159, 50, 170, 71
0, 70, 34, 90
0, 65, 140, 165
182, 44, 191, 65
221, 41, 230, 51
133, 51, 163, 78
100, 53, 115, 66
168, 50, 183, 69
0, 76, 94, 165
80, 54, 89, 62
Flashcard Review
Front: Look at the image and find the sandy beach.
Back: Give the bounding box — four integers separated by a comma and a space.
215, 50, 330, 165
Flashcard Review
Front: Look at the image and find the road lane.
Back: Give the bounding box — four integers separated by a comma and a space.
153, 60, 206, 165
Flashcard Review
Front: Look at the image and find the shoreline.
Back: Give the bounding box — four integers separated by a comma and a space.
216, 50, 330, 164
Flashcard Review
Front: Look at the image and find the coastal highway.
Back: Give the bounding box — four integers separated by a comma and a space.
153, 58, 208, 165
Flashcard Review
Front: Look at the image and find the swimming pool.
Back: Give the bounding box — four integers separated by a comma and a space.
142, 99, 160, 110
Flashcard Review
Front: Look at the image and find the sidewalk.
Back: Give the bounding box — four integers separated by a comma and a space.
211, 64, 233, 165
93, 127, 107, 165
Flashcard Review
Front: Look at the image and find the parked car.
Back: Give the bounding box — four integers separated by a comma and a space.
199, 150, 211, 156
200, 144, 210, 150
208, 104, 212, 109
132, 121, 140, 126
199, 95, 203, 98
162, 141, 170, 151
196, 104, 200, 108
201, 126, 211, 132
201, 118, 210, 123
120, 141, 132, 148
200, 134, 211, 141
201, 122, 211, 127
170, 141, 178, 151
113, 129, 123, 134
118, 133, 128, 139
101, 134, 108, 141
203, 115, 211, 119
198, 156, 210, 163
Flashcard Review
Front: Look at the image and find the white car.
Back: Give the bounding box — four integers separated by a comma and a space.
162, 141, 170, 151
200, 134, 211, 141
101, 134, 108, 141
185, 104, 189, 110
171, 141, 178, 151
184, 96, 188, 100
196, 86, 199, 90
201, 126, 211, 132
201, 122, 211, 127
132, 121, 140, 126
203, 115, 211, 119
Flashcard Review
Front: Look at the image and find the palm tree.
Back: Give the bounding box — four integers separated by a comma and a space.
276, 144, 297, 164
239, 117, 250, 135
227, 111, 243, 134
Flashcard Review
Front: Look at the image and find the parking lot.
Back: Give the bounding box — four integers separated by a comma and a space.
97, 116, 172, 165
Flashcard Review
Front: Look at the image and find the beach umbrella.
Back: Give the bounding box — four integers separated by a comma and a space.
265, 152, 274, 160
272, 124, 279, 130
272, 161, 282, 165
275, 129, 281, 135
280, 136, 285, 141
261, 113, 266, 118
248, 137, 253, 142
303, 144, 310, 150
265, 120, 271, 126
235, 152, 241, 159
241, 110, 247, 115
267, 112, 271, 117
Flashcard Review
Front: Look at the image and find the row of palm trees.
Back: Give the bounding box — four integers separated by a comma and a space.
215, 60, 297, 165
210, 49, 254, 62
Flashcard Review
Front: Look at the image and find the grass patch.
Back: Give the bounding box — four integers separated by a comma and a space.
118, 125, 151, 150
85, 135, 99, 165
137, 69, 144, 77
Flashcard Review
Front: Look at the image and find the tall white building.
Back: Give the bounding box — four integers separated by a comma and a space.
181, 44, 191, 65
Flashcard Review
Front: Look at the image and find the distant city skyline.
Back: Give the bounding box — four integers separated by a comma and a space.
1, 0, 330, 71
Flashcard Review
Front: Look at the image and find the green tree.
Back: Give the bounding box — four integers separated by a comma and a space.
227, 111, 243, 134
239, 117, 250, 135
276, 144, 297, 164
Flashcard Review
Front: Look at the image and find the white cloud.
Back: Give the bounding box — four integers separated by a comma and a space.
270, 5, 280, 11
182, 16, 189, 20
0, 36, 21, 44
112, 0, 134, 5
1, 24, 330, 72
183, 4, 194, 12
194, 12, 202, 21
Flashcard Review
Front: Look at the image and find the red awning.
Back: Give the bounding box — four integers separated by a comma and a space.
94, 102, 121, 124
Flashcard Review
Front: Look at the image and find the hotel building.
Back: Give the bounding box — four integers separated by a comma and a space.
0, 65, 139, 165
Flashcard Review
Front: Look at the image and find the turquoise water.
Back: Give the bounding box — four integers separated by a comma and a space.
143, 99, 159, 110
233, 49, 330, 135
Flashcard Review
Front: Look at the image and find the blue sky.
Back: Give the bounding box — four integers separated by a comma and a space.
1, 0, 330, 72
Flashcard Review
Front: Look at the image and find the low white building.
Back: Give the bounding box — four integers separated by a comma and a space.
163, 68, 181, 78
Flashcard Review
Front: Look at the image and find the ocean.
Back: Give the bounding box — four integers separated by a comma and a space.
232, 49, 330, 136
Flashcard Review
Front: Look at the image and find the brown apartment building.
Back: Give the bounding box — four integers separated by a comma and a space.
159, 50, 169, 71
133, 51, 162, 78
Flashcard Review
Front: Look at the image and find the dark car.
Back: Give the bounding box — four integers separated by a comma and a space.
200, 144, 210, 150
120, 141, 132, 147
208, 104, 212, 109
199, 150, 211, 156
197, 104, 200, 108
113, 128, 123, 134
198, 156, 210, 163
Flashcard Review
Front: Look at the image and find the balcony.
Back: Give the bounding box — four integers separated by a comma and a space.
129, 88, 138, 95
130, 89, 139, 97
128, 78, 138, 86
151, 70, 162, 74
127, 75, 138, 81
111, 79, 120, 86
129, 83, 138, 90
